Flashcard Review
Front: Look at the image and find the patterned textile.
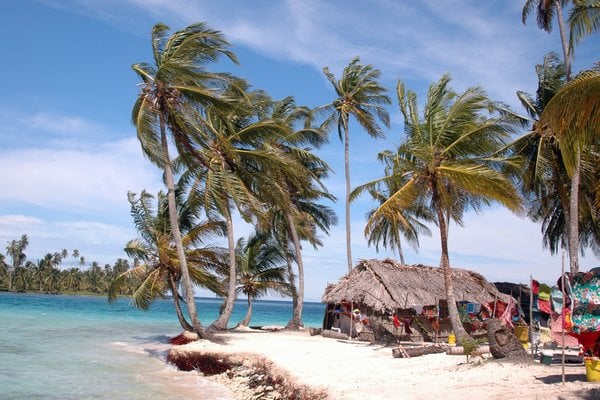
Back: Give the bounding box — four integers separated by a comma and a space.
550, 313, 579, 347
570, 268, 600, 333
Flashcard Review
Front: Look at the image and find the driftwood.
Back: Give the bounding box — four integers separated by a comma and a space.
309, 327, 322, 336
322, 329, 349, 340
446, 345, 490, 356
486, 319, 527, 360
392, 345, 445, 358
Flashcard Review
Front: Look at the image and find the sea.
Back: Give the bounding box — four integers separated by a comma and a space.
0, 292, 325, 400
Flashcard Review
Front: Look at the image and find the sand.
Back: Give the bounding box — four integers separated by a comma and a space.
172, 328, 600, 400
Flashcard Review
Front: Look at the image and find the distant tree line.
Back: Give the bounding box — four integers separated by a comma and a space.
0, 234, 134, 295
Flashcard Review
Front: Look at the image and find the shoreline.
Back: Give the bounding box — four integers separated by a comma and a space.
167, 329, 600, 400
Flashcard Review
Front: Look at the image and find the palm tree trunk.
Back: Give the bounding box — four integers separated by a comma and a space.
344, 124, 353, 272
169, 274, 194, 332
554, 0, 572, 80
241, 295, 253, 327
433, 192, 470, 342
210, 209, 237, 330
159, 116, 207, 339
285, 212, 304, 329
285, 251, 299, 323
568, 150, 581, 274
396, 237, 405, 265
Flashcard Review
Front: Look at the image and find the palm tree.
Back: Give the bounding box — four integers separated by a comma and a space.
538, 70, 600, 273
362, 150, 433, 264
185, 83, 308, 331
62, 268, 82, 292
253, 96, 337, 329
86, 262, 103, 293
569, 1, 600, 51
109, 189, 227, 332
353, 75, 522, 341
0, 254, 7, 289
507, 53, 573, 255
6, 234, 29, 291
131, 22, 238, 338
523, 0, 573, 79
235, 231, 289, 327
320, 57, 391, 271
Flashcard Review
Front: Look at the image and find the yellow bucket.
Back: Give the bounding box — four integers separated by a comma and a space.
448, 333, 456, 345
585, 358, 600, 382
514, 326, 529, 343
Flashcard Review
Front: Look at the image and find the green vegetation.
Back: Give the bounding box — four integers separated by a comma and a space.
0, 234, 131, 295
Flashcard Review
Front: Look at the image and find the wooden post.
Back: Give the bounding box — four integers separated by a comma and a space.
435, 297, 439, 343
529, 275, 534, 359
400, 293, 409, 339
350, 301, 354, 341
561, 251, 566, 385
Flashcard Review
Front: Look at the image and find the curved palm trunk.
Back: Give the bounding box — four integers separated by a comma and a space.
169, 274, 194, 332
285, 252, 299, 325
210, 210, 237, 330
433, 192, 470, 342
160, 117, 207, 339
343, 124, 353, 272
568, 151, 581, 274
285, 212, 304, 329
240, 295, 253, 327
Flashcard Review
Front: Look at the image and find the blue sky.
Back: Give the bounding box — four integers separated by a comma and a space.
1, 0, 598, 301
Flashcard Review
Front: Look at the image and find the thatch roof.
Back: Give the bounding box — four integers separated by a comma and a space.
322, 259, 511, 313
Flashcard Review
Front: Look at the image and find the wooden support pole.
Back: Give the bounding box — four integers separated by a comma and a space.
529, 275, 534, 359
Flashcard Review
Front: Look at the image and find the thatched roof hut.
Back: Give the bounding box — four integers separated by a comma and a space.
322, 258, 511, 313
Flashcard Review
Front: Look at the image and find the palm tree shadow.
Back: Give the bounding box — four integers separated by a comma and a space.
556, 388, 600, 400
536, 373, 587, 384
536, 372, 600, 400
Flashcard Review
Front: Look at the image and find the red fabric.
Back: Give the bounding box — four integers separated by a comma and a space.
392, 314, 401, 328
572, 331, 600, 357
532, 279, 540, 295
500, 298, 514, 329
538, 299, 552, 314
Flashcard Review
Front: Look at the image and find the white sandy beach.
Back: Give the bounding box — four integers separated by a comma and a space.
171, 328, 600, 400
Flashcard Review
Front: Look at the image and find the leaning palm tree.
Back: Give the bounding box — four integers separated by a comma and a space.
254, 96, 337, 329
538, 70, 600, 273
131, 22, 238, 337
353, 75, 522, 341
235, 232, 289, 327
187, 83, 296, 331
319, 57, 391, 271
108, 190, 227, 332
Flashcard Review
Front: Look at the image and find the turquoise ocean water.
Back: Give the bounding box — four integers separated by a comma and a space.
0, 292, 325, 400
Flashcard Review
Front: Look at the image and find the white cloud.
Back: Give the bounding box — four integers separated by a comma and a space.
0, 142, 158, 212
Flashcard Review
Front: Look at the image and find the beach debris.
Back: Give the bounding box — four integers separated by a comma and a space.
169, 331, 199, 345
445, 344, 490, 356
392, 344, 446, 358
